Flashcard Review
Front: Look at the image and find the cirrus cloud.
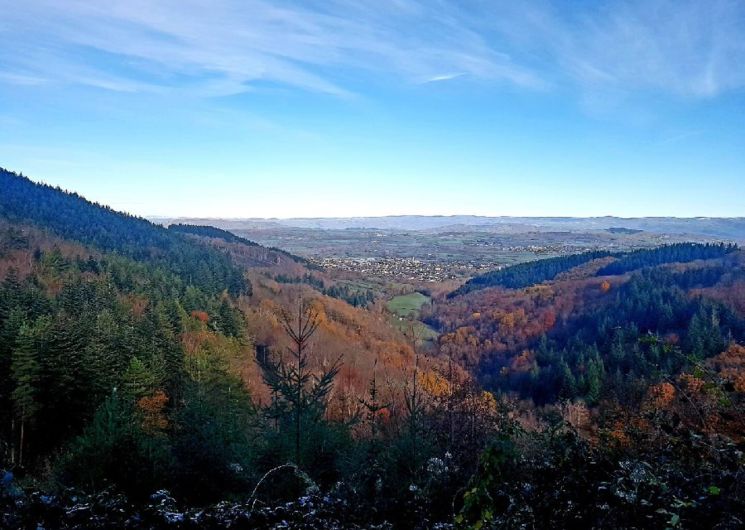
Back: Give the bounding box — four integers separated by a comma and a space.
0, 0, 743, 101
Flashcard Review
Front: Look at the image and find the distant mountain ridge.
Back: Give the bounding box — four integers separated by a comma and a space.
153, 215, 745, 240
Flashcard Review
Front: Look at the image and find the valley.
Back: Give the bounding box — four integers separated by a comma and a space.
156, 216, 741, 286
2, 168, 745, 528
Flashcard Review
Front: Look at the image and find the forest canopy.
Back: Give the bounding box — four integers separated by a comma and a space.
450, 243, 738, 298
0, 169, 249, 297
449, 251, 613, 297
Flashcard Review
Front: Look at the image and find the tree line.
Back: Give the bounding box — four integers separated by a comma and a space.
450, 243, 738, 298
449, 251, 612, 297
596, 242, 737, 276
1, 169, 249, 297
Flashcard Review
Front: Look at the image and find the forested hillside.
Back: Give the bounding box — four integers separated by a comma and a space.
428, 248, 745, 527
1, 173, 744, 528
0, 222, 250, 491
0, 220, 489, 528
449, 251, 612, 297
434, 248, 745, 405
1, 173, 478, 527
596, 242, 737, 276
168, 223, 261, 246
1, 169, 248, 296
450, 243, 738, 298
479, 267, 745, 404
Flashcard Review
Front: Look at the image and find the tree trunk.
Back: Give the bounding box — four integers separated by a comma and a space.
10, 418, 15, 465
19, 419, 25, 467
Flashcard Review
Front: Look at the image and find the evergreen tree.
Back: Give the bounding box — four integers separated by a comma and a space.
585, 357, 604, 405
37, 315, 92, 448
11, 319, 45, 465
122, 357, 160, 401
558, 359, 577, 400
257, 301, 341, 467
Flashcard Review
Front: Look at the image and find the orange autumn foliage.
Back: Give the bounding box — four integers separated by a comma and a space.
376, 407, 391, 424
679, 373, 704, 394
510, 350, 536, 373
645, 381, 676, 410
543, 309, 557, 330
191, 310, 209, 323
180, 329, 215, 355
239, 275, 425, 414
433, 272, 625, 372
137, 390, 169, 433
708, 343, 745, 393
637, 350, 745, 443
420, 370, 450, 398
608, 418, 632, 447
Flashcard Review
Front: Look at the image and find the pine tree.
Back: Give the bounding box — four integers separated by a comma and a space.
11, 319, 45, 465
257, 300, 341, 467
687, 308, 708, 359
360, 359, 388, 440
559, 359, 577, 400
39, 315, 92, 442
403, 322, 425, 478
586, 357, 604, 406
0, 268, 22, 322
0, 308, 25, 454
216, 298, 242, 337
123, 357, 159, 401
86, 309, 126, 398
42, 246, 69, 277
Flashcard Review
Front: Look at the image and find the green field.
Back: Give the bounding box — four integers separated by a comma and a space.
386, 292, 439, 343
393, 319, 439, 342
386, 292, 430, 318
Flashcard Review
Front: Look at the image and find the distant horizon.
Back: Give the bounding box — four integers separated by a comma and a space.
11, 168, 745, 221
153, 214, 745, 222
152, 213, 745, 244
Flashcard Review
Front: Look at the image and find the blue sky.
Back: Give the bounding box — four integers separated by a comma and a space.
1, 0, 744, 218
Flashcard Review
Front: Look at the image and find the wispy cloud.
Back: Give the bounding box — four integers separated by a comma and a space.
0, 72, 47, 86
481, 0, 745, 99
420, 72, 466, 84
1, 0, 743, 101
0, 0, 542, 97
